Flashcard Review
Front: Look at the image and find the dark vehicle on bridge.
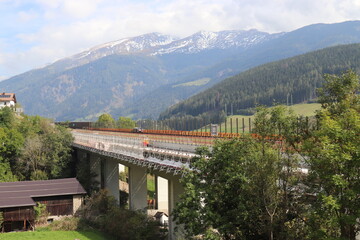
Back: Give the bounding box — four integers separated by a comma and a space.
131, 127, 143, 133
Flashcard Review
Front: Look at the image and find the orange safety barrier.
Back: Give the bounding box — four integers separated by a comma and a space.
87, 127, 283, 143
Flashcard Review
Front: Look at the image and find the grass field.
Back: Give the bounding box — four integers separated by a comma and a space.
173, 77, 211, 87
0, 231, 110, 240
287, 103, 321, 116
198, 103, 322, 133
147, 174, 156, 199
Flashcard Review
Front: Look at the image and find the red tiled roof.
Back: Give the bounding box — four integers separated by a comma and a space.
0, 178, 86, 208
0, 92, 16, 103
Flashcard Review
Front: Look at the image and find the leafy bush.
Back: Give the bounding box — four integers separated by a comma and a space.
79, 189, 165, 240
48, 217, 81, 231
101, 207, 163, 240
34, 203, 50, 225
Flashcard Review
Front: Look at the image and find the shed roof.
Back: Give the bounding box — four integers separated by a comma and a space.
0, 178, 86, 208
154, 211, 168, 218
0, 92, 16, 103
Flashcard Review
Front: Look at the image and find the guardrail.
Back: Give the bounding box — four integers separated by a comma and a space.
72, 131, 196, 175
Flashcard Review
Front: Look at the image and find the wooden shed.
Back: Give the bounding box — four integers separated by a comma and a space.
0, 178, 86, 232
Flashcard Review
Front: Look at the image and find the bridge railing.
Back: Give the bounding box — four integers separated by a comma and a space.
72, 131, 196, 172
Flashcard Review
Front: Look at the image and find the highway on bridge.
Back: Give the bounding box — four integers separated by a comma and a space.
72, 128, 220, 239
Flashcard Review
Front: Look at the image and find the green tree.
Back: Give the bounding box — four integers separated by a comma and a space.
253, 105, 311, 239
42, 124, 74, 178
117, 116, 136, 129
0, 107, 15, 128
0, 159, 17, 182
303, 70, 360, 239
20, 135, 47, 180
0, 127, 22, 182
0, 127, 24, 170
95, 113, 116, 128
173, 105, 307, 239
0, 109, 74, 181
16, 117, 74, 180
174, 138, 281, 239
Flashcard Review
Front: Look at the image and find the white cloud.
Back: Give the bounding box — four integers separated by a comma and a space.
17, 10, 38, 22
1, 0, 360, 79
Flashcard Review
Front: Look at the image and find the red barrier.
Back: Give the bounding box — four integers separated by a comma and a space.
86, 127, 283, 142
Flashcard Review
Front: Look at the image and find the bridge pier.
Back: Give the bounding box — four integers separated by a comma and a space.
88, 154, 119, 203
156, 176, 168, 213
129, 165, 148, 211
168, 175, 185, 240
103, 157, 120, 203
89, 153, 101, 188
84, 152, 186, 239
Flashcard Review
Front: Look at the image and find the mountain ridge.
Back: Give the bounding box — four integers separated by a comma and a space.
159, 43, 360, 122
46, 29, 277, 75
1, 21, 360, 121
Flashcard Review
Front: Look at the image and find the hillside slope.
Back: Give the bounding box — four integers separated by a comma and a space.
1, 21, 360, 121
159, 43, 360, 121
123, 21, 360, 119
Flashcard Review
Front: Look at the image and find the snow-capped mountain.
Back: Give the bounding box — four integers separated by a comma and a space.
3, 21, 360, 121
63, 33, 177, 69
64, 29, 278, 69
73, 32, 176, 60
154, 29, 280, 55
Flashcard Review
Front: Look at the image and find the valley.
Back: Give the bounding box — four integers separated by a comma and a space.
1, 21, 360, 121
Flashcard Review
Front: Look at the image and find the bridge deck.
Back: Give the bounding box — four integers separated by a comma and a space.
71, 129, 207, 175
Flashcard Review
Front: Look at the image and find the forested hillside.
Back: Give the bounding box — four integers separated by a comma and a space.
2, 21, 360, 121
160, 43, 360, 122
0, 107, 74, 181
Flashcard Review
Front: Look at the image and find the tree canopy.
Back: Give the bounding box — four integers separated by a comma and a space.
174, 70, 360, 240
117, 116, 136, 129
95, 113, 116, 128
173, 105, 304, 240
303, 70, 360, 239
160, 43, 360, 125
0, 107, 74, 181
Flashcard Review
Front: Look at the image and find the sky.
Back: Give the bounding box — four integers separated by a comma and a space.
0, 0, 359, 80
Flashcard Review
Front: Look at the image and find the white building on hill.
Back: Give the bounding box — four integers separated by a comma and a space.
0, 92, 16, 108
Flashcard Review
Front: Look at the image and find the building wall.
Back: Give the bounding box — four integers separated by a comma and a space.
33, 195, 73, 216
73, 195, 83, 214
1, 207, 34, 221
0, 101, 15, 108
1, 207, 35, 232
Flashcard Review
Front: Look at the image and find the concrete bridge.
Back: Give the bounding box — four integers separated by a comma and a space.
72, 129, 214, 239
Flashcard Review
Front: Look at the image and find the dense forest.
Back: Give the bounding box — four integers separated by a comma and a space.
0, 107, 74, 182
174, 71, 360, 239
160, 43, 360, 124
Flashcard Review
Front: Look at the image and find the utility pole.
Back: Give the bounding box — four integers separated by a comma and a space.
286, 93, 289, 106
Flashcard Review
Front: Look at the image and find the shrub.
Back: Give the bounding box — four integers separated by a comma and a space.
101, 207, 163, 240
79, 190, 166, 240
48, 217, 80, 231
34, 203, 50, 225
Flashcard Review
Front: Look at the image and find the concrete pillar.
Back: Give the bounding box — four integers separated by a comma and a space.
89, 153, 101, 189
156, 176, 168, 214
129, 165, 148, 211
104, 158, 120, 203
168, 176, 185, 240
